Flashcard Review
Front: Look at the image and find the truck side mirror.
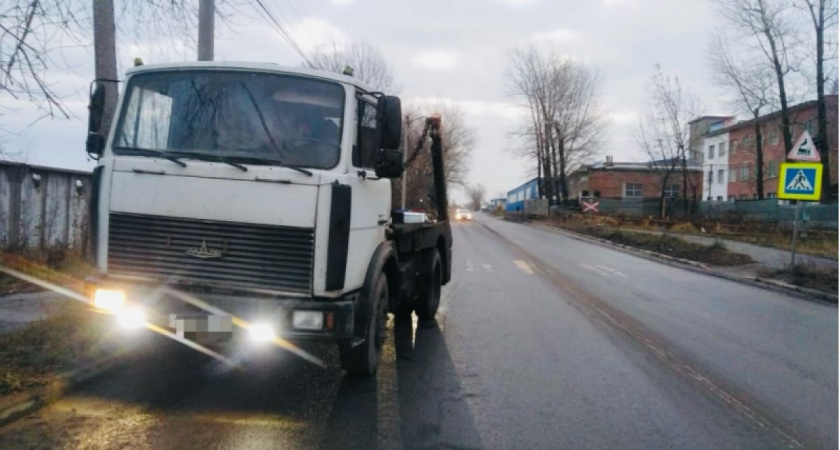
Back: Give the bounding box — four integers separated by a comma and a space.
377, 95, 401, 150
86, 82, 106, 158
374, 149, 404, 179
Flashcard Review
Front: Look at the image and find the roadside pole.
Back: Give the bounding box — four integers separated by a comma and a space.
198, 0, 215, 61
401, 114, 409, 210
789, 200, 800, 269
92, 0, 118, 140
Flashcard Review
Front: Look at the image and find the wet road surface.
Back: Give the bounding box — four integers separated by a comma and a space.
0, 214, 835, 449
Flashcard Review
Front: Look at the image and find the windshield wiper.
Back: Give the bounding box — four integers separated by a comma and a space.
238, 82, 313, 177
168, 151, 248, 172
224, 155, 313, 177
113, 146, 187, 168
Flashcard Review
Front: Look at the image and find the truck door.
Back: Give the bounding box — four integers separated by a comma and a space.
341, 96, 390, 292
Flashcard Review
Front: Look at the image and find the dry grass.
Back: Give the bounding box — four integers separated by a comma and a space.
549, 214, 838, 260
0, 302, 111, 396
0, 248, 96, 295
759, 263, 839, 298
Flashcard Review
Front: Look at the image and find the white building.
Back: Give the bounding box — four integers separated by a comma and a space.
702, 130, 730, 201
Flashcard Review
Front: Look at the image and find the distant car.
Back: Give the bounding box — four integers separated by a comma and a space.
455, 209, 472, 221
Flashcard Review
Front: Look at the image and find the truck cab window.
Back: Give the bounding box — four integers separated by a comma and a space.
113, 71, 345, 170
354, 100, 379, 168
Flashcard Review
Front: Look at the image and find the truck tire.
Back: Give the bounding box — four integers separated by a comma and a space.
339, 273, 388, 376
415, 250, 442, 321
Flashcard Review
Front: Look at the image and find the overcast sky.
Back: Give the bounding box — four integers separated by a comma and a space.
3, 0, 747, 202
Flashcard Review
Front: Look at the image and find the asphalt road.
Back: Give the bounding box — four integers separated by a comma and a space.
0, 213, 836, 449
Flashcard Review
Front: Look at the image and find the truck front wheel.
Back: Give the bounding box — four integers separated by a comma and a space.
416, 250, 442, 321
339, 274, 388, 376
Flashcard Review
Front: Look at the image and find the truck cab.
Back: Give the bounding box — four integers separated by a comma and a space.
85, 62, 452, 375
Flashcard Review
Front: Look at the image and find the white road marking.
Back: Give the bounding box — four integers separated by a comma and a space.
595, 264, 629, 278
482, 264, 493, 272
580, 262, 610, 277
514, 260, 534, 274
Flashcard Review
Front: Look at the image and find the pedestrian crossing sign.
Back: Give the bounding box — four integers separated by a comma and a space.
778, 162, 823, 200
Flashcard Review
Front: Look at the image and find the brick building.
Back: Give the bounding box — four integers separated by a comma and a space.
567, 158, 703, 200
720, 96, 838, 201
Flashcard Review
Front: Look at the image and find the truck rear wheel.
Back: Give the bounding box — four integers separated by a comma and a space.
416, 250, 442, 321
339, 274, 388, 376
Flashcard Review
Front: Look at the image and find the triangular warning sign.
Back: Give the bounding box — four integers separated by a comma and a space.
788, 130, 820, 161
786, 169, 814, 191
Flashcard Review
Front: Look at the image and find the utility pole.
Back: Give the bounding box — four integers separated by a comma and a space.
198, 0, 215, 61
401, 114, 409, 210
92, 0, 118, 139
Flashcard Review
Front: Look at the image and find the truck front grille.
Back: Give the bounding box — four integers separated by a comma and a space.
108, 213, 314, 293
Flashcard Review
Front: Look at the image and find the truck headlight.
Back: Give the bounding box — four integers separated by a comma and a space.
292, 311, 324, 331
116, 306, 146, 329
248, 323, 275, 342
93, 289, 126, 313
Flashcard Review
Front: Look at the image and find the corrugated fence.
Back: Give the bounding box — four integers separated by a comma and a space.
0, 162, 92, 251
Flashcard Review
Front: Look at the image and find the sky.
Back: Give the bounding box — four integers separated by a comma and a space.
2, 0, 747, 203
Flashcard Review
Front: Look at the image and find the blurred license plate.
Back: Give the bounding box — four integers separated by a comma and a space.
170, 314, 233, 339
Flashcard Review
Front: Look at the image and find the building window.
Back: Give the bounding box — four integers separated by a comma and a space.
740, 194, 747, 200
707, 196, 713, 201
740, 163, 750, 181
728, 195, 735, 202
624, 183, 643, 197
717, 169, 725, 184
805, 119, 815, 135
768, 127, 779, 145
708, 145, 715, 159
767, 192, 776, 198
766, 161, 778, 178
729, 168, 736, 182
717, 196, 723, 201
664, 184, 680, 198
730, 140, 737, 155
718, 142, 725, 157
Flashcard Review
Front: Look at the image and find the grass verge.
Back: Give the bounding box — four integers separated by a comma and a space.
0, 301, 111, 396
544, 220, 755, 267
759, 264, 839, 298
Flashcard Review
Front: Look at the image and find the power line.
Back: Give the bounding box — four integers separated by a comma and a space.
282, 0, 316, 49
249, 0, 312, 66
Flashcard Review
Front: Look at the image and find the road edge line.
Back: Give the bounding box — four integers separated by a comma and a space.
518, 220, 837, 306
0, 350, 128, 428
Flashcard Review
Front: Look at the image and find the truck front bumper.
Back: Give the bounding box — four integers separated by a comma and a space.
86, 278, 357, 342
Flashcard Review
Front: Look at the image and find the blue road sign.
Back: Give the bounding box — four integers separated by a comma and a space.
778, 162, 823, 201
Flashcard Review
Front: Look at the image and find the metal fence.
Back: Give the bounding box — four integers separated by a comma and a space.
547, 196, 837, 229
0, 162, 92, 251
698, 199, 838, 229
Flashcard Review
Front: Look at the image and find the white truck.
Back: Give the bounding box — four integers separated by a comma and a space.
84, 62, 452, 375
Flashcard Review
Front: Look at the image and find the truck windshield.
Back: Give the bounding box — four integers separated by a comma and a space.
113, 70, 345, 169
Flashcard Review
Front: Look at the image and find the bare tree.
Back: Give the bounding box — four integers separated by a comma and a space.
393, 102, 476, 212
715, 0, 803, 156
709, 34, 779, 199
305, 40, 395, 92
799, 0, 838, 201
637, 65, 700, 218
507, 46, 607, 205
466, 184, 486, 211
0, 0, 244, 138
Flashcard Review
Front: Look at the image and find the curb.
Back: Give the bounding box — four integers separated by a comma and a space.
527, 222, 838, 306
0, 350, 128, 428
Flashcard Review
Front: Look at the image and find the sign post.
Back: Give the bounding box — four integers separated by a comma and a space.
778, 162, 823, 269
